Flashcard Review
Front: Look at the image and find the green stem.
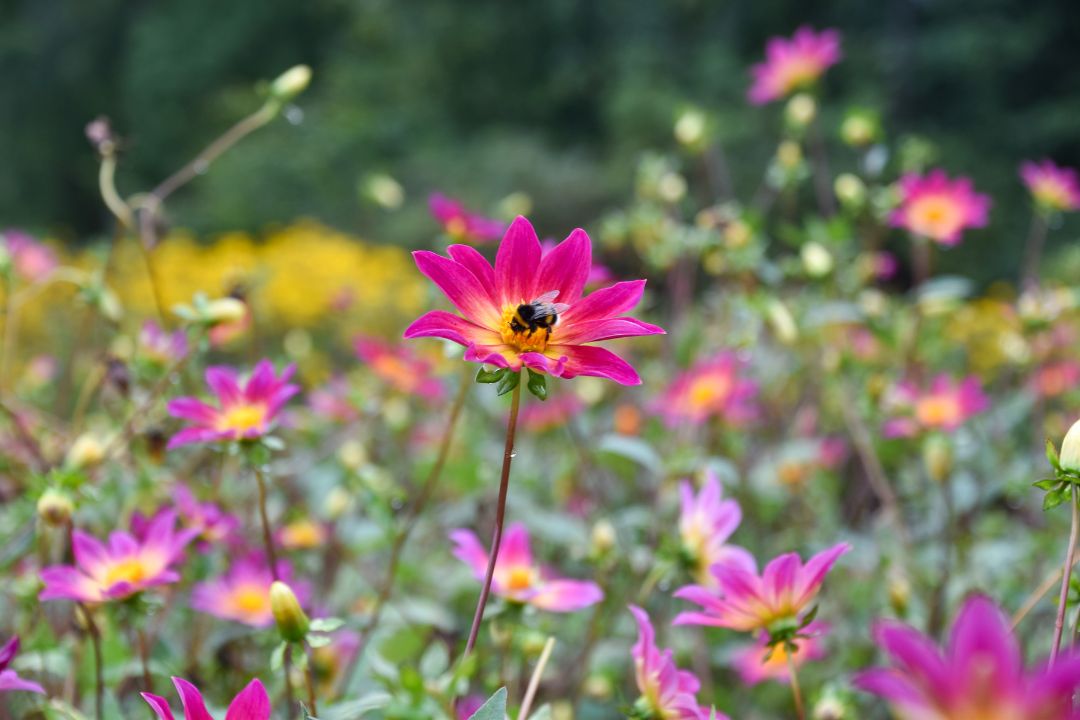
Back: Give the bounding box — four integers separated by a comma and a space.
78, 604, 104, 720
1051, 485, 1079, 666
786, 650, 806, 720
254, 464, 281, 582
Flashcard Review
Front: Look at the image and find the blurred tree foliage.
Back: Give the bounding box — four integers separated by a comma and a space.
1, 0, 1077, 281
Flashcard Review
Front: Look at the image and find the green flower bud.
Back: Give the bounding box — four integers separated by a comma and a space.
270, 580, 310, 642
269, 65, 312, 104
785, 93, 817, 129
922, 435, 953, 483
37, 488, 74, 527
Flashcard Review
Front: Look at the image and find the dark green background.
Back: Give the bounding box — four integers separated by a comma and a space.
2, 0, 1077, 280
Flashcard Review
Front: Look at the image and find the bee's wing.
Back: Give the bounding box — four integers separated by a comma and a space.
529, 302, 569, 319
551, 303, 570, 314
532, 290, 560, 303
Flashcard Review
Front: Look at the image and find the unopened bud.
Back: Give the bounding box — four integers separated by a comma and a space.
813, 693, 850, 720
269, 65, 312, 104
841, 111, 879, 148
270, 581, 310, 642
66, 434, 106, 470
37, 489, 74, 527
583, 675, 613, 699
767, 299, 799, 345
777, 140, 803, 170
834, 173, 866, 208
888, 571, 911, 617
922, 434, 953, 483
1061, 419, 1080, 473
785, 93, 817, 128
674, 108, 707, 148
363, 173, 404, 210
657, 172, 687, 203
591, 519, 617, 556
801, 241, 834, 278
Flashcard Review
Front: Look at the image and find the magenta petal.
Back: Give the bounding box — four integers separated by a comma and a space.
0, 637, 17, 668
449, 529, 489, 578
499, 524, 533, 568
71, 530, 109, 572
413, 251, 500, 325
562, 280, 646, 323
494, 216, 542, 306
947, 595, 1023, 696
38, 566, 97, 602
142, 692, 177, 720
403, 310, 498, 347
0, 669, 45, 695
463, 343, 515, 369
447, 245, 497, 300
519, 352, 569, 378
534, 228, 592, 304
173, 677, 215, 720
554, 344, 641, 385
204, 367, 242, 406
527, 579, 603, 612
166, 398, 219, 425
852, 668, 928, 707
872, 620, 952, 701
559, 317, 665, 344
224, 678, 271, 720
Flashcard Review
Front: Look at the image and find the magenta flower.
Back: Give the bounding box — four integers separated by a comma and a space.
166, 360, 299, 449
1034, 361, 1080, 398
3, 230, 58, 281
192, 555, 306, 628
732, 622, 827, 686
655, 352, 758, 426
883, 374, 989, 438
678, 471, 754, 586
450, 523, 603, 612
1021, 159, 1080, 213
429, 193, 506, 244
404, 216, 664, 385
674, 543, 850, 634
139, 321, 189, 367
354, 335, 445, 401
629, 606, 725, 720
143, 677, 270, 720
890, 170, 991, 246
748, 26, 841, 104
0, 637, 44, 695
307, 376, 361, 422
854, 595, 1080, 720
39, 511, 196, 603
173, 484, 240, 549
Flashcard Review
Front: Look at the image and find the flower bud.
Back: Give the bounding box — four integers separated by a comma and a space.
1061, 419, 1080, 473
269, 65, 312, 104
777, 140, 803, 170
812, 690, 852, 720
270, 581, 310, 642
657, 172, 687, 204
324, 486, 352, 520
363, 173, 404, 210
65, 434, 106, 470
785, 93, 817, 128
888, 570, 911, 617
590, 519, 617, 556
37, 488, 74, 527
840, 110, 879, 148
204, 297, 248, 325
801, 241, 834, 278
834, 173, 866, 208
922, 434, 953, 483
767, 299, 799, 345
674, 108, 707, 148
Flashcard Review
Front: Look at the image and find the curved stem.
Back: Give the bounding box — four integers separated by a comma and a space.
98, 153, 133, 228
1051, 485, 1079, 666
786, 650, 806, 720
463, 381, 523, 658
254, 464, 281, 581
78, 603, 104, 720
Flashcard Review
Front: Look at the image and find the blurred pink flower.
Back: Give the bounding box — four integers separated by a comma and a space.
307, 375, 360, 422
3, 230, 58, 281
1034, 361, 1080, 399
0, 636, 44, 695
429, 193, 506, 244
450, 523, 603, 612
354, 335, 445, 401
674, 543, 850, 634
890, 170, 991, 246
404, 216, 664, 384
143, 677, 270, 720
732, 622, 827, 686
883, 374, 989, 438
817, 436, 849, 469
854, 595, 1080, 719
139, 321, 188, 367
655, 352, 758, 427
678, 471, 754, 586
39, 511, 196, 603
1021, 159, 1080, 213
748, 26, 841, 104
630, 605, 724, 720
192, 555, 306, 628
518, 392, 584, 432
456, 695, 486, 720
166, 360, 299, 449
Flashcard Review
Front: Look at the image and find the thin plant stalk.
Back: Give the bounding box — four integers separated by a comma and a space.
78, 603, 104, 720
303, 645, 319, 716
516, 637, 555, 720
463, 380, 523, 658
253, 464, 281, 582
282, 645, 296, 719
1011, 552, 1080, 628
1051, 486, 1080, 666
786, 650, 806, 720
1021, 210, 1049, 291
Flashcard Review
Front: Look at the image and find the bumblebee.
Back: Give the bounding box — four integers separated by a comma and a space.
510, 291, 569, 335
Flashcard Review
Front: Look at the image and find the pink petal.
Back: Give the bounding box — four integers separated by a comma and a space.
527, 579, 602, 612
557, 317, 665, 345
224, 678, 271, 720
947, 595, 1022, 698
205, 367, 242, 406
494, 216, 542, 306
447, 245, 497, 300
142, 693, 177, 720
403, 311, 500, 347
166, 398, 219, 425
173, 677, 214, 720
562, 280, 647, 323
72, 530, 109, 572
499, 524, 533, 568
413, 251, 500, 326
551, 344, 641, 385
534, 228, 591, 304
449, 529, 489, 578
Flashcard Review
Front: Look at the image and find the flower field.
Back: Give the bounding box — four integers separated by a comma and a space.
5, 16, 1080, 720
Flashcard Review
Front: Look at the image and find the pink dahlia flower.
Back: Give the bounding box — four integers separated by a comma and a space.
1021, 159, 1080, 213
674, 542, 850, 634
39, 511, 196, 603
191, 555, 306, 628
630, 605, 726, 720
404, 216, 664, 385
732, 622, 828, 686
307, 376, 361, 422
2, 230, 58, 281
429, 193, 506, 244
655, 352, 758, 426
890, 170, 991, 245
854, 595, 1080, 720
166, 360, 299, 449
354, 335, 445, 401
143, 677, 270, 720
139, 321, 189, 367
0, 636, 45, 694
450, 522, 603, 612
1034, 361, 1080, 399
748, 26, 841, 105
883, 374, 989, 438
678, 471, 754, 586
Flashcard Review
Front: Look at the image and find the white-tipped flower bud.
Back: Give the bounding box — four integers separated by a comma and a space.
270, 65, 312, 103
37, 488, 74, 527
1061, 419, 1080, 473
785, 93, 817, 128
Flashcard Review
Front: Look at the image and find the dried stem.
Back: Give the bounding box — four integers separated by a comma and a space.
1051, 485, 1080, 666
516, 637, 555, 720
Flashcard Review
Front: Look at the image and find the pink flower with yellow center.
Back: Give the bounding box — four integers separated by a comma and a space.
883, 375, 989, 438
429, 193, 507, 244
139, 321, 188, 367
354, 336, 445, 401
629, 606, 726, 720
1034, 361, 1080, 399
0, 636, 45, 695
1021, 159, 1080, 213
191, 556, 306, 628
143, 677, 270, 720
732, 622, 827, 686
307, 376, 360, 422
656, 352, 758, 426
404, 216, 664, 385
748, 26, 841, 105
678, 471, 754, 587
39, 511, 196, 604
166, 360, 299, 449
890, 170, 991, 246
854, 595, 1080, 720
450, 523, 603, 612
673, 543, 850, 634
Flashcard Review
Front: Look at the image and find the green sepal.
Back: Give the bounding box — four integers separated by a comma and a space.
1048, 438, 1062, 472
476, 366, 504, 384
526, 369, 548, 401
496, 370, 520, 396
1044, 486, 1071, 511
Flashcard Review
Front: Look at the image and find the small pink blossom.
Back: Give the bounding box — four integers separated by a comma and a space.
678, 471, 754, 586
139, 321, 188, 367
890, 170, 991, 246
307, 375, 361, 422
450, 523, 603, 612
191, 555, 307, 628
748, 26, 841, 104
883, 374, 989, 438
655, 352, 758, 427
732, 622, 827, 686
518, 392, 584, 432
3, 230, 58, 281
143, 677, 270, 720
429, 193, 506, 244
1034, 361, 1080, 399
355, 335, 445, 401
1021, 159, 1080, 213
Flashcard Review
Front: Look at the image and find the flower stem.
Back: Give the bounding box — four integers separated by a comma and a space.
254, 464, 281, 582
282, 644, 296, 719
1021, 210, 1049, 291
303, 644, 319, 716
516, 637, 555, 720
786, 650, 806, 720
1051, 485, 1080, 666
463, 380, 523, 659
78, 603, 104, 720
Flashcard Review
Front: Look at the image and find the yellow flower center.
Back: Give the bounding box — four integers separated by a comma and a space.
777, 58, 822, 93
907, 195, 963, 239
1033, 180, 1072, 211
687, 374, 732, 411
229, 585, 270, 616
915, 395, 961, 428
505, 566, 536, 592
446, 217, 468, 238
282, 520, 325, 549
217, 403, 268, 434
372, 355, 417, 391
500, 306, 550, 353
103, 557, 149, 587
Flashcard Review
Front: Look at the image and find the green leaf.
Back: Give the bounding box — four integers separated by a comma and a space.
309, 617, 345, 633
1048, 438, 1062, 471
467, 688, 507, 720
1034, 478, 1062, 491
525, 369, 548, 400
270, 641, 287, 671
1045, 486, 1070, 511
496, 370, 520, 396
476, 366, 504, 384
